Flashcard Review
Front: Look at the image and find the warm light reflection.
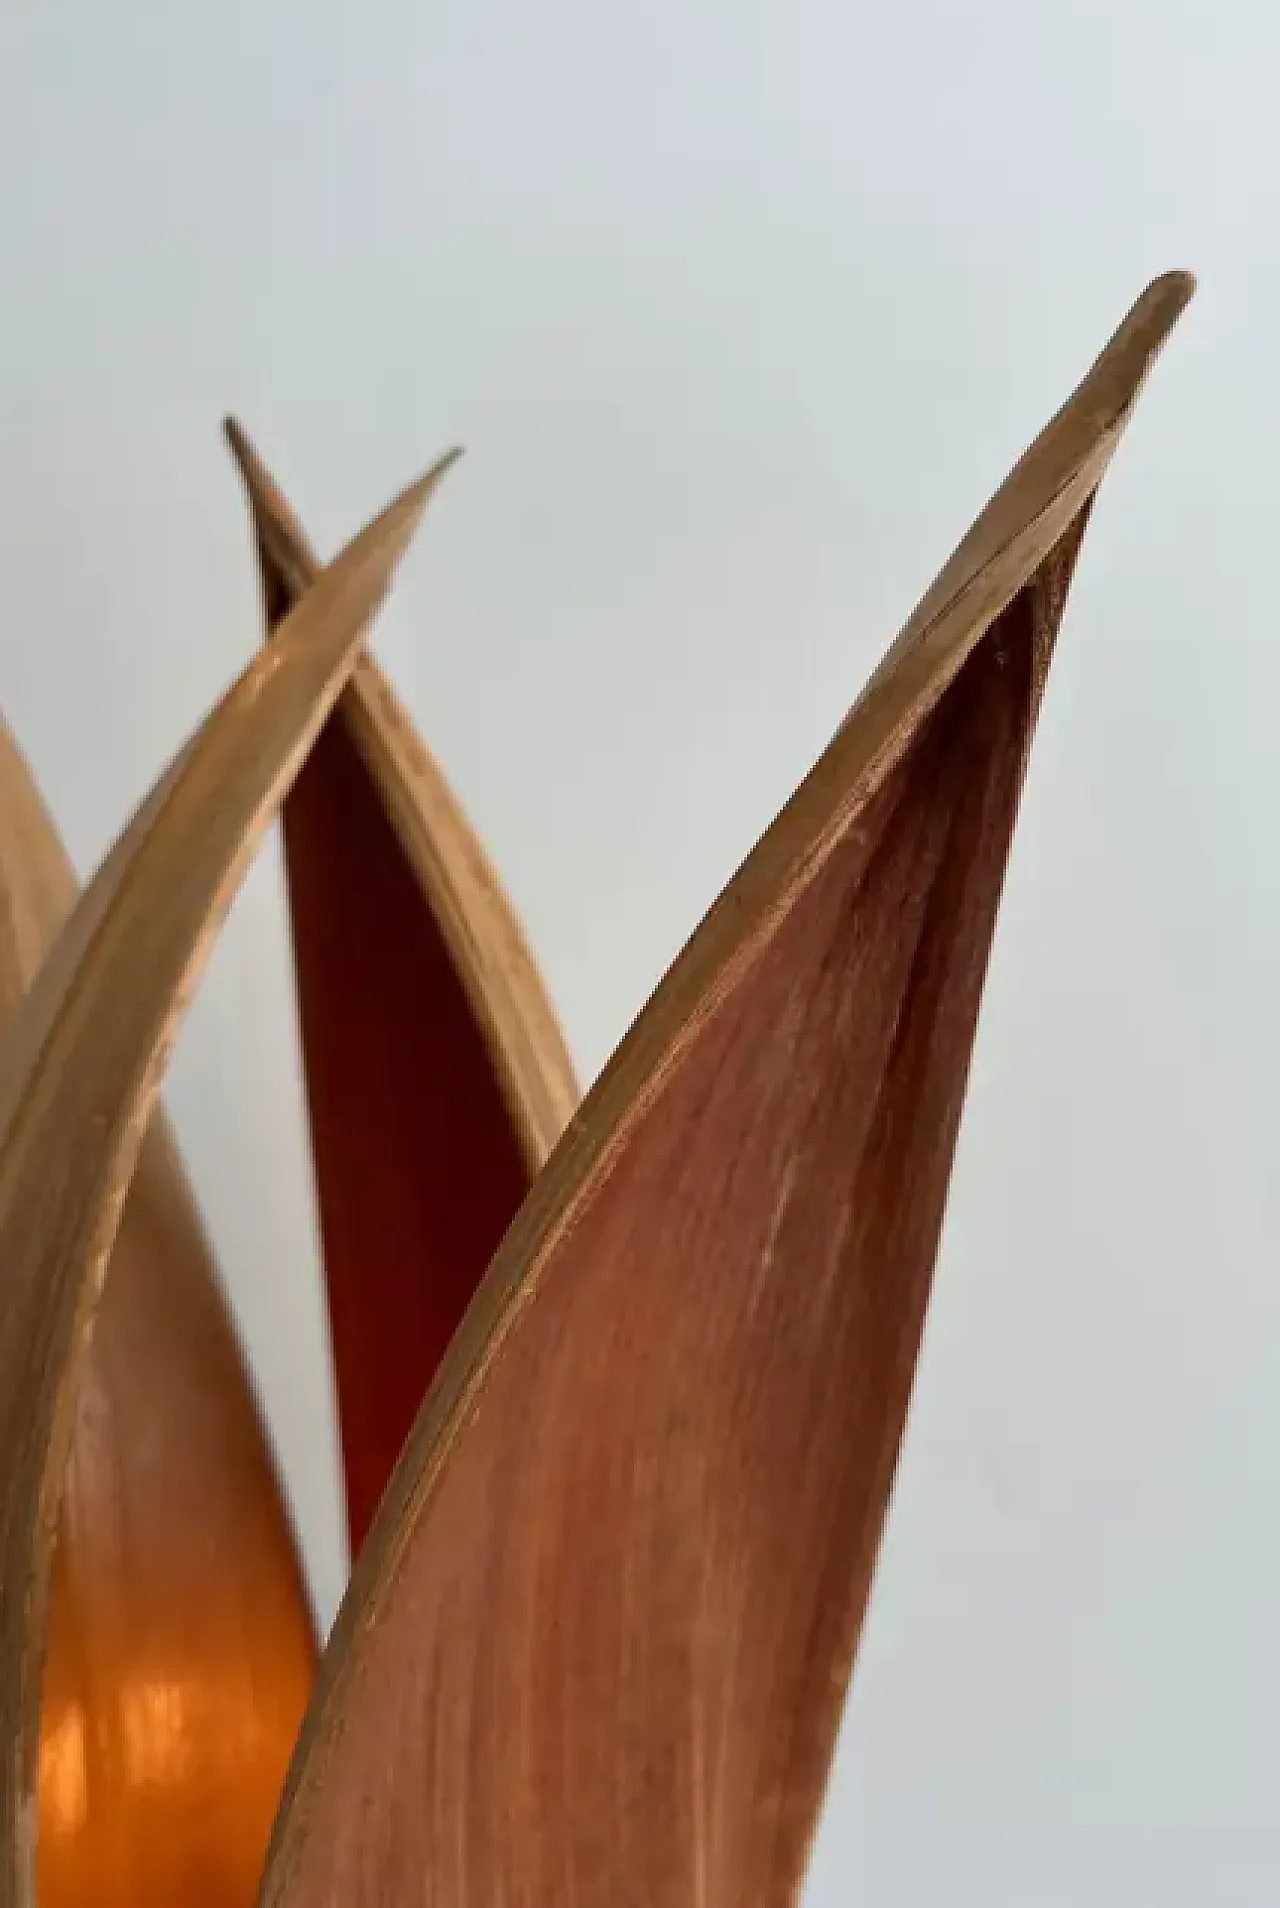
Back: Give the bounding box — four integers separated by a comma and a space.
118, 1678, 199, 1788
40, 1702, 88, 1837
42, 1667, 280, 1840
39, 1643, 313, 1908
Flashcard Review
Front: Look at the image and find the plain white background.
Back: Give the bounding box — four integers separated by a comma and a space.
0, 1, 1275, 1900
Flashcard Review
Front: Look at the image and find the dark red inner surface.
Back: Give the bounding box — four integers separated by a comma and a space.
281, 715, 530, 1557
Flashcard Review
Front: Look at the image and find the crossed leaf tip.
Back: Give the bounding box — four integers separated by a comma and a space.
222, 416, 580, 1554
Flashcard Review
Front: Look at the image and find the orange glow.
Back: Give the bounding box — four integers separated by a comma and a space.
39, 1702, 87, 1838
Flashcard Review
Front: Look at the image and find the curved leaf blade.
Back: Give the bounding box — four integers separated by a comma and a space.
0, 453, 452, 1908
259, 276, 1192, 1908
0, 715, 318, 1908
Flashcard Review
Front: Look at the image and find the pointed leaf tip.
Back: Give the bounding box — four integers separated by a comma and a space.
327, 449, 464, 593
1083, 269, 1196, 437
1143, 267, 1197, 316
222, 416, 269, 497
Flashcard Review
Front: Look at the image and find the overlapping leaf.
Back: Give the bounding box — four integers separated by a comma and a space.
224, 424, 578, 1550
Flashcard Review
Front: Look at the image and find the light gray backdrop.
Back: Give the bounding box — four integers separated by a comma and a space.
0, 2, 1271, 1901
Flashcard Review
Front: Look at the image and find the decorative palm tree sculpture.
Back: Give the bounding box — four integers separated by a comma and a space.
0, 272, 1191, 1908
